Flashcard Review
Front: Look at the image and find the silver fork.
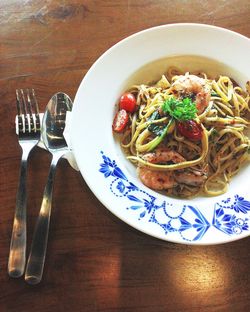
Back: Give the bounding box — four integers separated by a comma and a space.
8, 89, 41, 278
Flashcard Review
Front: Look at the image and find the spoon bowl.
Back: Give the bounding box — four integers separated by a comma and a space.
43, 92, 72, 151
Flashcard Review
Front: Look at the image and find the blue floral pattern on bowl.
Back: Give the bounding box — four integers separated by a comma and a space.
99, 151, 250, 242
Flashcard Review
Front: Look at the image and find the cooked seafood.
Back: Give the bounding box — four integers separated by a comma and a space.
112, 67, 250, 197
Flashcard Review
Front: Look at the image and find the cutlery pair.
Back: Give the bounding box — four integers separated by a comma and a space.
8, 89, 72, 284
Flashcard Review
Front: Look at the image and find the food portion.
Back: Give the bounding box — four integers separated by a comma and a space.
112, 67, 250, 197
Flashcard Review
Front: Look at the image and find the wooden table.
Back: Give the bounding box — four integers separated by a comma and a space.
0, 1, 249, 311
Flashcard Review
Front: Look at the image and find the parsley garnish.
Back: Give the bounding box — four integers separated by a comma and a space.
161, 97, 197, 121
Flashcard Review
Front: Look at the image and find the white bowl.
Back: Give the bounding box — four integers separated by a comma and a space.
71, 23, 250, 245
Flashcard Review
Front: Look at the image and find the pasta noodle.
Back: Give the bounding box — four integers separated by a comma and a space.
115, 67, 250, 197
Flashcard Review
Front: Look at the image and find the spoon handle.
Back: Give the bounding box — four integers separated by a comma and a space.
25, 154, 60, 284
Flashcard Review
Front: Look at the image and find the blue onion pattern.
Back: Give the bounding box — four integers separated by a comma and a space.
99, 151, 250, 242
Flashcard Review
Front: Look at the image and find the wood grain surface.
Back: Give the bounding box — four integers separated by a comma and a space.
0, 1, 249, 311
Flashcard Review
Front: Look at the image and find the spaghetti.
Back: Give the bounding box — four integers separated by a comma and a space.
113, 67, 250, 197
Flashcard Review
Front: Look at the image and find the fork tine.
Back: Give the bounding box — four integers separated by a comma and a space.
16, 90, 22, 116
20, 89, 28, 116
26, 89, 33, 116
26, 89, 36, 132
20, 89, 31, 132
29, 89, 40, 132
16, 89, 26, 134
31, 89, 40, 116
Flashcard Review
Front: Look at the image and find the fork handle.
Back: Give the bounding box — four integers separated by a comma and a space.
25, 154, 60, 284
8, 151, 29, 278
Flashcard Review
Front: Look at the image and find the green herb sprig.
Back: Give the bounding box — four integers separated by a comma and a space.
161, 97, 197, 121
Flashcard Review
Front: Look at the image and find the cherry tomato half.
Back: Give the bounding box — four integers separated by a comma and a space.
119, 92, 136, 113
176, 120, 203, 141
112, 109, 129, 133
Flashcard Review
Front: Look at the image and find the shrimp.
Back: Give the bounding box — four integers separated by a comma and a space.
174, 168, 207, 186
138, 149, 184, 190
142, 148, 186, 164
138, 166, 207, 190
138, 167, 177, 190
172, 73, 211, 114
138, 148, 207, 191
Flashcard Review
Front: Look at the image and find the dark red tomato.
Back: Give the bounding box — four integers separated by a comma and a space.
176, 120, 203, 141
119, 92, 136, 113
112, 109, 129, 133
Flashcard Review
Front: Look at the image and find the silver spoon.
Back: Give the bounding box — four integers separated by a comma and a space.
25, 92, 72, 285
